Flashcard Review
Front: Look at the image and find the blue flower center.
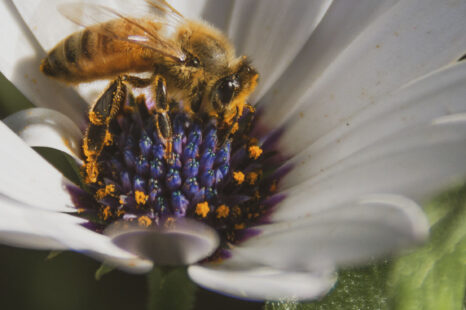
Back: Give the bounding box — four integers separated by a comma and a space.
72, 93, 287, 257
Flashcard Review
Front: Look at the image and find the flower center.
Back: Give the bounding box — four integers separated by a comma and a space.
71, 93, 286, 258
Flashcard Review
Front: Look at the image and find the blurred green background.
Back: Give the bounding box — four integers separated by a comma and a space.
0, 71, 464, 310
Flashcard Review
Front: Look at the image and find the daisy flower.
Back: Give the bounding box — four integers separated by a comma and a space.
1, 0, 466, 302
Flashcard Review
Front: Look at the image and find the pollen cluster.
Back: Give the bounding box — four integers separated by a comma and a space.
72, 94, 286, 256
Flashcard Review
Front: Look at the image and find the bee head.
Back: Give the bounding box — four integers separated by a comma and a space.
177, 21, 258, 123
209, 58, 259, 124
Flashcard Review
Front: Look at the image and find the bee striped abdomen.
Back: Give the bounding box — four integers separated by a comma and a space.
42, 30, 93, 79
80, 29, 93, 60
40, 22, 157, 84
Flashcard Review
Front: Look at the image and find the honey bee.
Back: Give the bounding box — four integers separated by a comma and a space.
41, 0, 259, 182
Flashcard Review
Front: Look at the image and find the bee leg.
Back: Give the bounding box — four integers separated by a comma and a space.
242, 103, 256, 133
83, 78, 127, 183
218, 103, 256, 147
120, 74, 173, 159
150, 75, 173, 161
218, 106, 241, 147
121, 75, 153, 88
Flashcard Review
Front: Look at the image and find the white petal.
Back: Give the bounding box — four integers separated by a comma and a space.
107, 218, 219, 265
12, 0, 107, 51
198, 0, 234, 31
258, 0, 400, 122
261, 0, 466, 156
169, 0, 208, 21
58, 223, 154, 274
272, 114, 466, 221
3, 108, 83, 163
280, 62, 466, 188
0, 193, 153, 273
189, 262, 336, 301
0, 122, 75, 212
228, 0, 333, 102
233, 194, 428, 271
0, 0, 89, 125
34, 209, 154, 273
0, 195, 79, 250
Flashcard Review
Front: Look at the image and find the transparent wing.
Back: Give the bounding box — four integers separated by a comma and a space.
58, 0, 186, 62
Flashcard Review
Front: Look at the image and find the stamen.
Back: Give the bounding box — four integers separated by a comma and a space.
96, 184, 115, 199
248, 145, 263, 159
135, 190, 148, 205
138, 215, 152, 227
196, 202, 210, 218
216, 205, 229, 218
171, 191, 188, 217
233, 171, 245, 184
75, 92, 289, 261
246, 171, 259, 185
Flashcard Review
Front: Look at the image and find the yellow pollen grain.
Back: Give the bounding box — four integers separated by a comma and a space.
216, 205, 230, 219
135, 191, 148, 205
138, 216, 152, 227
106, 184, 115, 194
233, 171, 245, 185
234, 223, 245, 230
230, 122, 239, 134
82, 139, 91, 158
88, 111, 103, 125
102, 206, 112, 221
248, 145, 263, 160
76, 208, 85, 214
104, 130, 113, 146
85, 161, 99, 183
195, 202, 210, 218
246, 171, 259, 185
96, 184, 115, 199
96, 188, 106, 199
116, 209, 125, 217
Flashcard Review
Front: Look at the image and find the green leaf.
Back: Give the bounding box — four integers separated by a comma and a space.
0, 72, 34, 118
95, 263, 115, 280
34, 147, 82, 185
264, 299, 299, 310
267, 263, 390, 310
147, 267, 197, 310
266, 185, 466, 310
387, 185, 466, 310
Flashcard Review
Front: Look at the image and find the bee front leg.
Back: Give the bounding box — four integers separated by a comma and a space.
150, 75, 173, 161
120, 74, 173, 160
83, 78, 127, 183
121, 75, 153, 88
218, 103, 255, 147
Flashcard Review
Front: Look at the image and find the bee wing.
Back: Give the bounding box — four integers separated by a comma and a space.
58, 1, 186, 62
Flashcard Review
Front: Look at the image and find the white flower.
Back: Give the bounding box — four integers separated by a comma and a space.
1, 0, 466, 301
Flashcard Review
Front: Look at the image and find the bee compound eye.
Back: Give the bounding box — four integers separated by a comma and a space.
216, 77, 239, 105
